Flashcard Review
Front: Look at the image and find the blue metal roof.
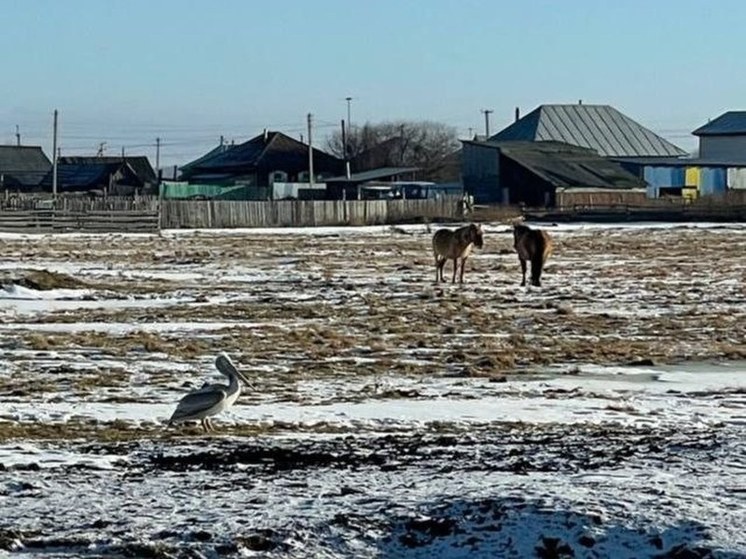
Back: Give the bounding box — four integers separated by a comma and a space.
692, 111, 746, 136
489, 104, 687, 158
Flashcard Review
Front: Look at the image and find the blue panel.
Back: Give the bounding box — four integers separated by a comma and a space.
671, 167, 685, 186
700, 167, 727, 195
644, 166, 680, 188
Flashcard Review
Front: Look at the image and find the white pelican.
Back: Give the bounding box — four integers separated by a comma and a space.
168, 353, 251, 432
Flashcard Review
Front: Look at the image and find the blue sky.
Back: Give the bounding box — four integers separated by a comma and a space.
1, 0, 744, 166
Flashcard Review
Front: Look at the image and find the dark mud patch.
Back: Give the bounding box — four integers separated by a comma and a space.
137, 423, 729, 476
5, 269, 89, 290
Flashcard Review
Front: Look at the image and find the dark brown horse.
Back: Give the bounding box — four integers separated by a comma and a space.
432, 223, 484, 283
513, 223, 553, 287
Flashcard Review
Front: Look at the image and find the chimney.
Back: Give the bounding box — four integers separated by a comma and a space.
220, 135, 224, 146
263, 128, 268, 141
514, 107, 520, 122
578, 99, 583, 105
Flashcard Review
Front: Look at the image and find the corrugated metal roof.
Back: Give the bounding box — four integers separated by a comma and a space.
464, 140, 646, 190
59, 156, 156, 183
692, 111, 746, 136
489, 105, 687, 157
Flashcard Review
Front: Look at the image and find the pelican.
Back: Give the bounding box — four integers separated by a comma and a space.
168, 353, 251, 432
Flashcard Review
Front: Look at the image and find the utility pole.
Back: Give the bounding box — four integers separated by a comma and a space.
481, 109, 493, 138
399, 123, 406, 164
341, 119, 351, 180
345, 96, 352, 158
52, 110, 58, 198
307, 113, 314, 187
121, 146, 125, 158
15, 125, 20, 146
155, 137, 161, 173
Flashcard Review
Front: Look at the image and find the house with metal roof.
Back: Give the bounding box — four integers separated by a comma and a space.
180, 131, 343, 193
462, 140, 646, 206
0, 145, 52, 191
56, 159, 147, 195
58, 156, 157, 193
692, 111, 746, 162
490, 104, 687, 158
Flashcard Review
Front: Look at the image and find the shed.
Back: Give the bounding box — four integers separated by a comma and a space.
324, 167, 420, 199
462, 140, 645, 206
58, 156, 157, 193
56, 160, 145, 194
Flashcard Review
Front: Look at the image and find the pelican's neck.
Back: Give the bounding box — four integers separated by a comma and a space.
226, 372, 241, 397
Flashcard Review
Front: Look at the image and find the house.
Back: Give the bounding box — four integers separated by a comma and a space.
58, 156, 157, 195
178, 141, 236, 177
56, 159, 147, 195
179, 131, 343, 197
692, 111, 746, 162
462, 141, 646, 206
490, 104, 687, 158
0, 145, 52, 191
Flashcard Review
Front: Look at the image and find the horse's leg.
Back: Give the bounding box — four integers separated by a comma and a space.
531, 257, 543, 287
436, 257, 446, 282
451, 258, 458, 283
519, 258, 527, 286
459, 257, 467, 283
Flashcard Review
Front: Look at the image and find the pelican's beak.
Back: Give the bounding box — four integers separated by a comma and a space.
235, 368, 252, 386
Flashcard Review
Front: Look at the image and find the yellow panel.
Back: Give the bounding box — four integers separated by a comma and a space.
685, 167, 701, 187
682, 187, 698, 201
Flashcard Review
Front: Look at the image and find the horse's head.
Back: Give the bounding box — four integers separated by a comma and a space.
470, 223, 484, 248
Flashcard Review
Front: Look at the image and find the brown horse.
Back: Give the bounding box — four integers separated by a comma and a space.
513, 223, 553, 287
432, 223, 484, 283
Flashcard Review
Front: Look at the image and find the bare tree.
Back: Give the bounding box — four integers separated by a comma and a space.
326, 120, 461, 181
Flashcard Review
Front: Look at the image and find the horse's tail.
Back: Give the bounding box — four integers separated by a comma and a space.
541, 231, 554, 263
432, 229, 450, 259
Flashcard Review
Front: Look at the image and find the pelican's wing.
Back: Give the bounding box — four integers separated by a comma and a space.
169, 389, 226, 423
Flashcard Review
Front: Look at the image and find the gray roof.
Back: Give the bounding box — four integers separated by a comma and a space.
180, 143, 236, 172
325, 167, 420, 183
489, 104, 687, 158
59, 156, 156, 183
0, 145, 52, 188
692, 111, 746, 136
464, 140, 646, 190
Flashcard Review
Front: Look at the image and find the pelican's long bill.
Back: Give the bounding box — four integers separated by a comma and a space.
215, 353, 252, 387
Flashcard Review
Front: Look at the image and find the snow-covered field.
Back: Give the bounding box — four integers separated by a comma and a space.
0, 222, 744, 558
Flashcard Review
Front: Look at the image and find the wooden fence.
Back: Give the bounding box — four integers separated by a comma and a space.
0, 194, 462, 232
159, 197, 462, 229
530, 190, 746, 222
0, 194, 160, 233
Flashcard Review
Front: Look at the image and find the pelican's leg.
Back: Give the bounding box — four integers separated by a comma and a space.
206, 417, 215, 432
200, 419, 209, 433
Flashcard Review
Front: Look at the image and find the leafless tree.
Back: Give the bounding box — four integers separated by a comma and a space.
326, 120, 461, 182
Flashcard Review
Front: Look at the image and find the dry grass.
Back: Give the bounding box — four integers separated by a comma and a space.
1, 224, 745, 443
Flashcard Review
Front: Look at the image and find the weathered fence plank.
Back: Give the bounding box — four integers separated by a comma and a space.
159, 197, 462, 229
